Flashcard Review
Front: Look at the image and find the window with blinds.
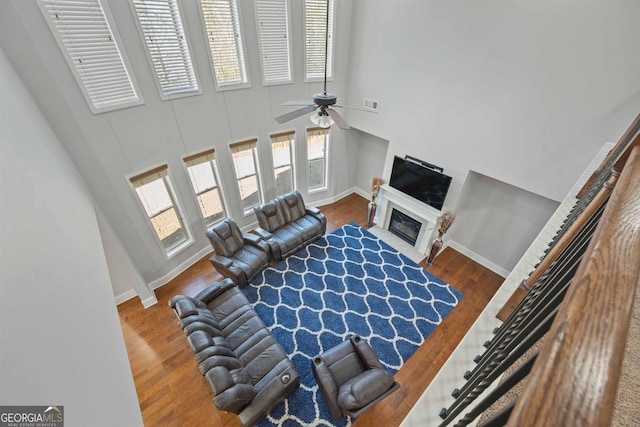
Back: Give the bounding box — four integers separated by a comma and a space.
254, 0, 292, 86
270, 131, 295, 196
183, 149, 228, 228
307, 127, 329, 190
200, 0, 250, 90
230, 139, 263, 212
37, 0, 143, 114
304, 0, 335, 82
131, 0, 200, 98
129, 165, 192, 256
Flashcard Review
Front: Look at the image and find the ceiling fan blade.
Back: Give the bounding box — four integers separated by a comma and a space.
327, 107, 350, 130
283, 100, 315, 106
275, 105, 317, 124
334, 104, 376, 112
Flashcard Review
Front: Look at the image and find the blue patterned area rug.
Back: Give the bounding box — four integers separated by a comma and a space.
242, 222, 463, 427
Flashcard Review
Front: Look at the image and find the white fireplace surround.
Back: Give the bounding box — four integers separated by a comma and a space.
376, 185, 441, 255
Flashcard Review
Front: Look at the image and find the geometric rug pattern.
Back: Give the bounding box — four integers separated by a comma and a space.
242, 223, 463, 426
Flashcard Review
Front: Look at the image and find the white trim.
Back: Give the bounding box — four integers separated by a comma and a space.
446, 240, 510, 278
141, 295, 159, 308
114, 289, 138, 305
129, 0, 201, 100
126, 164, 195, 260
148, 245, 212, 291
199, 0, 251, 91
254, 0, 293, 86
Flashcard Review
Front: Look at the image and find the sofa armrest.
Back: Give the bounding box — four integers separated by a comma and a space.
194, 278, 237, 304
312, 355, 342, 420
253, 227, 282, 261
252, 227, 273, 240
209, 254, 233, 268
306, 206, 326, 225
243, 232, 263, 246
337, 368, 395, 411
238, 361, 300, 427
168, 295, 205, 314
206, 366, 255, 414
352, 335, 383, 370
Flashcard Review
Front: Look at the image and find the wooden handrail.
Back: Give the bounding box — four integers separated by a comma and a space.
507, 145, 640, 426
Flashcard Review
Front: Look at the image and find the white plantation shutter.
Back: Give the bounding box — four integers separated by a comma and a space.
255, 0, 292, 85
200, 0, 249, 90
37, 0, 143, 113
304, 0, 334, 81
131, 0, 199, 98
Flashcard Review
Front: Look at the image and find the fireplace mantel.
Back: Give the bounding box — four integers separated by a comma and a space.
376, 185, 441, 254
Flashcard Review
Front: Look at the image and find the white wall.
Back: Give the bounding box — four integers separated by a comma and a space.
345, 0, 640, 202
0, 48, 143, 426
344, 0, 640, 272
448, 171, 559, 275
0, 0, 355, 296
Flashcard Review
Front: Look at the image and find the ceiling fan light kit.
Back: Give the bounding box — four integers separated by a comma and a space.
274, 0, 370, 130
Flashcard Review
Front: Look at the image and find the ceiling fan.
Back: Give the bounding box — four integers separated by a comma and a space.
275, 0, 365, 130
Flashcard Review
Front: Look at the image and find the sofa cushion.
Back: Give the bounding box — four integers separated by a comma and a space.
255, 200, 286, 232
279, 192, 306, 222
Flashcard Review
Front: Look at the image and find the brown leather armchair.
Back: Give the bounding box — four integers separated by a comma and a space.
311, 336, 400, 420
205, 218, 271, 287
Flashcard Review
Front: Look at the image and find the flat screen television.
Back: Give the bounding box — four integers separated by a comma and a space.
389, 155, 452, 211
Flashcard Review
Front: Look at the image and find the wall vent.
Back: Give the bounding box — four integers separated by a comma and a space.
363, 98, 379, 111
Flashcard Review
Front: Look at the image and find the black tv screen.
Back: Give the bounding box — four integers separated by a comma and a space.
389, 156, 452, 211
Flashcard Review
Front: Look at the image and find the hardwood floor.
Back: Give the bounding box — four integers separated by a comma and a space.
117, 192, 504, 426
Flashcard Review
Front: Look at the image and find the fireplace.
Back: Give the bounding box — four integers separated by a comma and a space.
388, 209, 421, 246
376, 185, 441, 255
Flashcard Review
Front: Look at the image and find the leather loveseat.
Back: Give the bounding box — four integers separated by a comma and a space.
253, 190, 326, 261
169, 279, 300, 427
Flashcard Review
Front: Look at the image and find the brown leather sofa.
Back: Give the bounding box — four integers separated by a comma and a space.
205, 218, 271, 287
169, 279, 300, 427
253, 191, 326, 261
312, 335, 399, 420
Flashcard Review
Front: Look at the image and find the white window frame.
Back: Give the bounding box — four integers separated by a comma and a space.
270, 130, 296, 197
199, 0, 251, 91
130, 0, 201, 99
182, 148, 229, 230
254, 0, 293, 86
37, 0, 144, 114
306, 127, 330, 192
229, 138, 264, 214
303, 0, 335, 83
128, 164, 194, 258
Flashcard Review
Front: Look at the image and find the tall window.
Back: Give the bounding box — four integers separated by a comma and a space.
131, 0, 200, 98
200, 0, 250, 90
37, 0, 143, 113
307, 127, 329, 190
254, 0, 292, 85
230, 139, 263, 213
183, 149, 227, 229
129, 165, 191, 256
304, 0, 335, 82
270, 131, 295, 196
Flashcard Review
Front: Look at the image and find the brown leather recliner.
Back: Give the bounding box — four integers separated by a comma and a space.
169, 279, 300, 427
312, 336, 400, 420
205, 218, 271, 287
253, 191, 326, 261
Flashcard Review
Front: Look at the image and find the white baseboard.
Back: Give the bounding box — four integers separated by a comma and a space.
141, 295, 158, 308
147, 246, 213, 292
114, 289, 137, 305
309, 187, 365, 208
446, 240, 510, 278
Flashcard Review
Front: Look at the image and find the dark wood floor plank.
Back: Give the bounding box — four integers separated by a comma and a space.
117, 193, 503, 427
